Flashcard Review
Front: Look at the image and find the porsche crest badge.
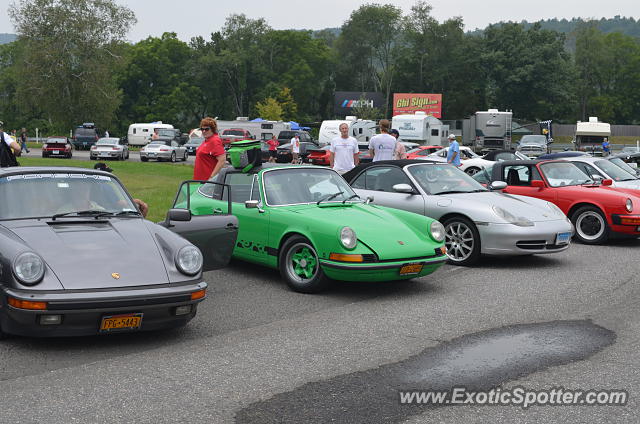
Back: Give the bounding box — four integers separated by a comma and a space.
111, 273, 121, 280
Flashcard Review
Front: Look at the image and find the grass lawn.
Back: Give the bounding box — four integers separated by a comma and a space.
16, 157, 193, 222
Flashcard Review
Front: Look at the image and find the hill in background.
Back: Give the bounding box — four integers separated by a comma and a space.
0, 33, 17, 44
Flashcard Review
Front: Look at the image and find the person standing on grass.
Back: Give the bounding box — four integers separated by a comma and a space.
194, 117, 226, 180
20, 128, 29, 153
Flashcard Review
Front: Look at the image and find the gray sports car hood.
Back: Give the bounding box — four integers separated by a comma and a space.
6, 219, 169, 289
438, 191, 564, 223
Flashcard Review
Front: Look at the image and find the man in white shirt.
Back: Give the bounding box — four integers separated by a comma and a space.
290, 134, 301, 164
368, 119, 396, 162
330, 123, 359, 174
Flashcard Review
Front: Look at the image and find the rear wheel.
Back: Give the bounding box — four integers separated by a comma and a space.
279, 236, 330, 293
141, 157, 148, 162
571, 206, 609, 244
465, 167, 481, 176
183, 151, 188, 161
443, 216, 481, 266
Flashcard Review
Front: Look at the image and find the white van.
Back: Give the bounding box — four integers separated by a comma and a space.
391, 112, 449, 146
319, 116, 376, 146
127, 122, 174, 146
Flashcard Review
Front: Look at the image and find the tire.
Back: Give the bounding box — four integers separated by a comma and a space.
42, 153, 46, 158
278, 236, 330, 293
183, 151, 188, 161
141, 157, 148, 162
170, 152, 176, 162
90, 156, 96, 161
465, 167, 481, 176
571, 206, 609, 244
443, 216, 481, 266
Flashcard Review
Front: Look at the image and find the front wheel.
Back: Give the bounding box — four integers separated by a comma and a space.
571, 206, 609, 244
443, 216, 481, 266
183, 151, 188, 161
170, 152, 176, 162
465, 167, 481, 176
279, 236, 330, 293
141, 157, 148, 162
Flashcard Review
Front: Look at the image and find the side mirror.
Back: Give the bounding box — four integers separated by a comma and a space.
392, 183, 414, 194
602, 179, 613, 186
166, 208, 191, 222
591, 175, 604, 182
629, 162, 638, 169
531, 180, 545, 188
366, 196, 374, 204
245, 199, 265, 213
489, 181, 507, 191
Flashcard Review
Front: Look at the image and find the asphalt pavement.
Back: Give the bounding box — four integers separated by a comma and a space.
1, 241, 639, 423
23, 147, 196, 165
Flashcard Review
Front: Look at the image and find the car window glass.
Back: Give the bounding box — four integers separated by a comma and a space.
264, 168, 355, 205
221, 172, 254, 203
503, 165, 532, 186
250, 176, 261, 201
594, 159, 637, 181
409, 164, 486, 195
494, 152, 516, 161
540, 162, 592, 187
351, 172, 367, 189
573, 162, 602, 179
360, 167, 411, 192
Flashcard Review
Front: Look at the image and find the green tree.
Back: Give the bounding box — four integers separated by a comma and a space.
8, 0, 136, 130
255, 97, 283, 120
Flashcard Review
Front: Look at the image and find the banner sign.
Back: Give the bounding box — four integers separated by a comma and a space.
393, 93, 442, 118
334, 91, 385, 116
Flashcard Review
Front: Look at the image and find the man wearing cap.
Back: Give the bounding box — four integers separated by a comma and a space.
446, 134, 460, 167
0, 120, 22, 166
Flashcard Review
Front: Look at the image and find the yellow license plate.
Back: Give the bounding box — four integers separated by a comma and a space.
100, 313, 143, 332
399, 263, 424, 275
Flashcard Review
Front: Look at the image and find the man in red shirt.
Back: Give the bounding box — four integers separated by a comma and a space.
193, 117, 226, 180
266, 135, 279, 163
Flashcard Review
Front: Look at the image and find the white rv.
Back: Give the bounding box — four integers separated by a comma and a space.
574, 117, 611, 153
127, 122, 174, 146
391, 112, 449, 146
215, 117, 291, 141
319, 116, 376, 146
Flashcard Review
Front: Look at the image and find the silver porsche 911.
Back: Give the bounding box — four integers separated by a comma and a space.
0, 166, 238, 338
343, 160, 573, 265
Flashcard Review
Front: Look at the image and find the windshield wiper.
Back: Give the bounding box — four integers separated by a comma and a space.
51, 210, 110, 220
113, 210, 142, 217
317, 191, 344, 205
432, 190, 470, 195
342, 194, 361, 204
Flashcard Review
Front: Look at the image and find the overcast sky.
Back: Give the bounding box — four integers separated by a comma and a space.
0, 0, 638, 41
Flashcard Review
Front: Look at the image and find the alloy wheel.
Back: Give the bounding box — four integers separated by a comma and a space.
445, 221, 475, 262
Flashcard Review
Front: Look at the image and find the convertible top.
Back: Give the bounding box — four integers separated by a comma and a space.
343, 159, 443, 182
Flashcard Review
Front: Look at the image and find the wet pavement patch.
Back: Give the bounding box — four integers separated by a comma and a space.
235, 320, 615, 423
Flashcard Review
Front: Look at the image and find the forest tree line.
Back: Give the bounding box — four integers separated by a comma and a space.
1, 0, 639, 136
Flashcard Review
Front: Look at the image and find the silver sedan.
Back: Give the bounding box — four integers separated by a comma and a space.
90, 137, 129, 161
140, 140, 188, 162
343, 160, 573, 265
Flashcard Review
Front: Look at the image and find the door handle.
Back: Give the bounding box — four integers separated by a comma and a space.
213, 208, 223, 214
226, 223, 238, 230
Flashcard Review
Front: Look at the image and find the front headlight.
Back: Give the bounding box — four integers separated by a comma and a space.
175, 245, 203, 275
339, 227, 357, 249
430, 221, 445, 242
626, 198, 633, 213
547, 202, 566, 217
492, 205, 534, 227
13, 252, 45, 285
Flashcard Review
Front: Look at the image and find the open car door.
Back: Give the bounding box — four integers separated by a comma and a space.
161, 180, 238, 271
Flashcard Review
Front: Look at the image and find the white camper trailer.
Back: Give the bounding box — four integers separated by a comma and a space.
215, 117, 291, 141
319, 116, 376, 146
127, 122, 174, 146
574, 117, 611, 154
391, 112, 449, 146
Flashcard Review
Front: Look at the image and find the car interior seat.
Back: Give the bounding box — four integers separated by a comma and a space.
506, 168, 521, 186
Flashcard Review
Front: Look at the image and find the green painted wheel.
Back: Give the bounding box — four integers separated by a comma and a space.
279, 236, 329, 293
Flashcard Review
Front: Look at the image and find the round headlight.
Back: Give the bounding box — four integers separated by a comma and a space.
176, 245, 203, 275
339, 227, 357, 249
13, 252, 45, 285
626, 198, 633, 213
430, 221, 445, 242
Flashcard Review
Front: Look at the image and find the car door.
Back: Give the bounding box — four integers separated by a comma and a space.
350, 166, 425, 215
162, 180, 239, 271
500, 164, 557, 202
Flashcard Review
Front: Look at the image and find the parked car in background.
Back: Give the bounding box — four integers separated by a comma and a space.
481, 160, 640, 244
343, 160, 572, 265
562, 156, 640, 190
0, 166, 238, 338
517, 135, 551, 157
220, 129, 254, 146
406, 145, 443, 159
173, 164, 447, 293
277, 130, 313, 147
307, 145, 331, 166
90, 137, 129, 161
184, 137, 204, 156
537, 151, 591, 160
140, 140, 188, 162
72, 123, 100, 150
276, 138, 320, 163
42, 136, 72, 159
621, 146, 640, 154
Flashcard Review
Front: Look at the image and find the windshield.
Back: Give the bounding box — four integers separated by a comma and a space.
47, 138, 67, 144
408, 163, 487, 195
188, 138, 204, 145
594, 160, 638, 181
157, 129, 175, 137
609, 157, 638, 176
520, 135, 547, 145
224, 130, 245, 136
148, 141, 169, 146
540, 162, 593, 187
0, 173, 136, 219
263, 168, 356, 205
